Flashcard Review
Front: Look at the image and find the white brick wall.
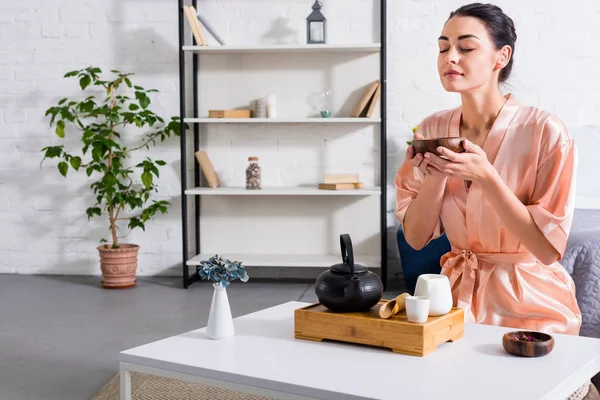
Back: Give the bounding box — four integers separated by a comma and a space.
1, 0, 599, 277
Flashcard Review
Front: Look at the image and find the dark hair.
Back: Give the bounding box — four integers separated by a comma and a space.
448, 3, 517, 83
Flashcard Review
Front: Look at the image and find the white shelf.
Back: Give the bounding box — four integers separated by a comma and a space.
184, 186, 381, 196
182, 43, 381, 54
183, 117, 380, 124
187, 253, 380, 268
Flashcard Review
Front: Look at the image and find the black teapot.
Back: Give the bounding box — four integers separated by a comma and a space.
314, 234, 383, 312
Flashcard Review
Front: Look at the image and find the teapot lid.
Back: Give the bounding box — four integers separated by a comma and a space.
331, 233, 368, 275
331, 262, 367, 274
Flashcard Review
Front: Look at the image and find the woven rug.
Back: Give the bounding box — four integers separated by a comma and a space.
92, 371, 600, 400
92, 371, 275, 400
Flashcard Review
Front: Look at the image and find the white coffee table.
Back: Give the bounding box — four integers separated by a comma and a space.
119, 301, 600, 400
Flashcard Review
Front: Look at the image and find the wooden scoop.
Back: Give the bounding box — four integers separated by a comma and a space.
378, 292, 410, 319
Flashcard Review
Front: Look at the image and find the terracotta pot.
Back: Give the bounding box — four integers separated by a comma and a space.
97, 244, 139, 289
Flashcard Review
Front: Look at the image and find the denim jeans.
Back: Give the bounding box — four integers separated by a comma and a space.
396, 226, 450, 294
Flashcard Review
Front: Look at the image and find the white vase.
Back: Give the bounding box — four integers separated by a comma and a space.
414, 274, 453, 316
206, 283, 235, 339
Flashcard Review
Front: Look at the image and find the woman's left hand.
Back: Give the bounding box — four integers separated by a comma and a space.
422, 140, 494, 184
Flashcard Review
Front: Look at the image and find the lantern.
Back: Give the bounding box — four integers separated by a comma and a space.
306, 1, 326, 44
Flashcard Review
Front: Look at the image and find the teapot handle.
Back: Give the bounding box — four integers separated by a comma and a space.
340, 234, 355, 276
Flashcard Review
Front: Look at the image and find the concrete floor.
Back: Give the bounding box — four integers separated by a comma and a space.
0, 274, 405, 400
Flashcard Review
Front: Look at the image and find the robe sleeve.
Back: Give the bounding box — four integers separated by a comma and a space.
526, 117, 577, 260
395, 123, 444, 245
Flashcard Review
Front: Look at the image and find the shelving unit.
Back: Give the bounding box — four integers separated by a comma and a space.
177, 0, 387, 289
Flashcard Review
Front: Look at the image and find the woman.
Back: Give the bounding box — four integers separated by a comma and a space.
395, 4, 583, 336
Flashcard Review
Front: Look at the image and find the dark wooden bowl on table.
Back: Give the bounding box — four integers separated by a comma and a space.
502, 330, 555, 357
411, 137, 466, 157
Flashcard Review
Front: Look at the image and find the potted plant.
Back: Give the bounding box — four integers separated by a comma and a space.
197, 255, 249, 339
40, 66, 185, 288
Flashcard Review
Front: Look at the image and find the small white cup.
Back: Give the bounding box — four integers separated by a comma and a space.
405, 296, 430, 323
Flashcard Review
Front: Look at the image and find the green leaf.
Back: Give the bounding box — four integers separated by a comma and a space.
90, 67, 101, 74
60, 108, 74, 122
55, 120, 65, 138
141, 171, 152, 189
155, 160, 166, 166
43, 146, 62, 158
79, 75, 91, 90
58, 98, 68, 105
134, 85, 144, 90
80, 100, 95, 113
139, 95, 150, 109
150, 164, 159, 177
103, 173, 118, 188
70, 156, 82, 170
58, 161, 68, 177
86, 207, 101, 219
128, 103, 139, 111
92, 147, 103, 162
86, 166, 94, 177
124, 77, 132, 88
128, 217, 145, 232
82, 129, 94, 142
64, 70, 79, 78
135, 91, 150, 109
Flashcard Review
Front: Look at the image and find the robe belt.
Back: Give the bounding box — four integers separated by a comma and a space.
440, 249, 536, 312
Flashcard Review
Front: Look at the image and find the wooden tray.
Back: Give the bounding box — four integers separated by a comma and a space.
294, 300, 464, 356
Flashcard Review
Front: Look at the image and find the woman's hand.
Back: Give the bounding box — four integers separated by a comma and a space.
422, 139, 495, 184
406, 134, 447, 179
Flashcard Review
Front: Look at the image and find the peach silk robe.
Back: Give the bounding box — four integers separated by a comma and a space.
395, 93, 582, 335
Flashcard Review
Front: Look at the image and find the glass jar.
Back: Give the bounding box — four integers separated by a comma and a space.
245, 157, 262, 189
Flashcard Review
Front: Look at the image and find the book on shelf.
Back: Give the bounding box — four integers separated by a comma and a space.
318, 182, 364, 190
350, 80, 381, 118
323, 173, 360, 184
183, 5, 226, 46
194, 151, 220, 188
197, 13, 226, 45
319, 173, 363, 190
183, 5, 207, 46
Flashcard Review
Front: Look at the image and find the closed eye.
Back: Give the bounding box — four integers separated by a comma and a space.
439, 48, 475, 53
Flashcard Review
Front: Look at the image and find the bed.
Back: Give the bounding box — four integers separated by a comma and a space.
559, 208, 600, 339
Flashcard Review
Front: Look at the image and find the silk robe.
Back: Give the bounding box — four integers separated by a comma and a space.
395, 93, 582, 335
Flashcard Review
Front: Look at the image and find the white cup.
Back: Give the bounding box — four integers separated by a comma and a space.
414, 274, 453, 316
405, 296, 430, 323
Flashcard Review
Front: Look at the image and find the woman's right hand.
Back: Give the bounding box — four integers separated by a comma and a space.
406, 133, 447, 179
406, 133, 432, 176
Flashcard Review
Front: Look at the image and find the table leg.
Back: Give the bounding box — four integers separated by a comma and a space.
120, 363, 131, 400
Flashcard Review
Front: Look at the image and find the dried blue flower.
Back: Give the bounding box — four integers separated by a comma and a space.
196, 254, 249, 288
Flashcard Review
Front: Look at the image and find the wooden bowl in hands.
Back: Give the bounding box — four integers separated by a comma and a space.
502, 330, 555, 357
412, 137, 466, 156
